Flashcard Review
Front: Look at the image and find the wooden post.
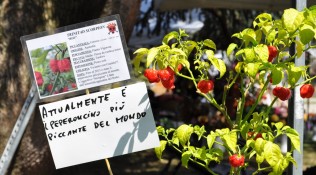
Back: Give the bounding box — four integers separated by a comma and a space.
85, 89, 114, 175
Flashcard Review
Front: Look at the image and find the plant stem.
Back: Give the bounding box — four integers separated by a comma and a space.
221, 85, 228, 114
187, 53, 234, 128
200, 92, 233, 128
228, 73, 240, 89
222, 73, 240, 120
214, 141, 224, 146
55, 44, 63, 52
177, 72, 195, 80
236, 75, 250, 128
170, 145, 219, 175
241, 80, 269, 125
252, 166, 272, 175
188, 69, 198, 87
204, 165, 219, 175
50, 72, 60, 95
299, 75, 316, 85
264, 97, 278, 118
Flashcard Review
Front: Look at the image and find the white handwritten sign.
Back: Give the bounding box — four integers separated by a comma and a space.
39, 82, 160, 169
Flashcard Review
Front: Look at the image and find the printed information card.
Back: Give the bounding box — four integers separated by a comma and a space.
21, 15, 131, 99
39, 82, 160, 169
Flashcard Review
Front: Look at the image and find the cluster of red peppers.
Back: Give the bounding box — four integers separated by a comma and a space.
49, 57, 72, 73
144, 64, 216, 94
144, 64, 183, 89
267, 46, 315, 100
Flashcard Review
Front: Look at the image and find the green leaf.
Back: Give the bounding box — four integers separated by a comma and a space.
166, 128, 175, 135
299, 24, 315, 44
278, 51, 290, 60
244, 62, 260, 78
254, 44, 269, 62
133, 48, 148, 55
147, 48, 159, 67
133, 53, 145, 73
179, 59, 190, 70
274, 122, 284, 130
171, 48, 187, 57
254, 138, 265, 154
285, 128, 301, 152
204, 39, 216, 50
156, 126, 165, 136
242, 28, 257, 45
206, 50, 226, 78
246, 139, 255, 148
155, 140, 167, 159
282, 8, 304, 34
287, 64, 303, 87
255, 30, 263, 43
240, 122, 250, 140
281, 126, 291, 131
253, 13, 272, 28
157, 59, 164, 69
181, 151, 192, 168
194, 147, 207, 160
264, 141, 283, 167
256, 153, 265, 164
158, 44, 170, 50
232, 32, 242, 39
285, 152, 297, 166
206, 148, 224, 163
176, 124, 194, 146
185, 40, 197, 55
227, 43, 237, 56
162, 31, 179, 45
172, 137, 180, 147
222, 131, 237, 153
179, 29, 189, 37
295, 40, 304, 58
251, 112, 261, 124
278, 29, 289, 40
304, 7, 316, 31
34, 49, 50, 66
194, 125, 206, 140
234, 62, 243, 73
266, 29, 277, 44
249, 150, 256, 159
235, 49, 244, 57
207, 131, 217, 148
256, 13, 272, 21
272, 159, 288, 175
31, 48, 44, 58
262, 25, 272, 36
271, 67, 284, 85
243, 48, 257, 62
215, 128, 229, 135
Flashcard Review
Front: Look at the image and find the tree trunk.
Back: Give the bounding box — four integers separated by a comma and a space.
111, 0, 141, 40
0, 0, 44, 160
0, 0, 140, 174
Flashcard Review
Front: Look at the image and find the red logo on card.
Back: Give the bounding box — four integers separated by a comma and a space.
107, 23, 117, 34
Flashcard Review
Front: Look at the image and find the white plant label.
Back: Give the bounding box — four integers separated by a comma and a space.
39, 82, 160, 169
